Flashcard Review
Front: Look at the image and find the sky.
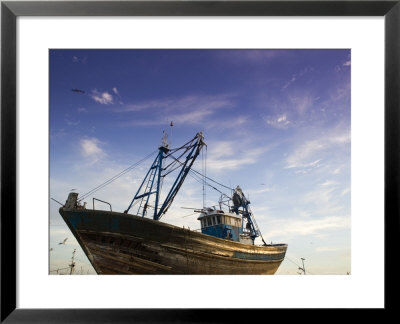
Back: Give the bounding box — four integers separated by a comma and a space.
49, 49, 351, 275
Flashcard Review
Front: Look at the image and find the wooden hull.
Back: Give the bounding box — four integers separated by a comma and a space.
59, 208, 287, 275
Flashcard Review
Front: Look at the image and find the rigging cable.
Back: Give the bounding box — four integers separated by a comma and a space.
285, 256, 301, 268
188, 170, 225, 195
202, 146, 205, 207
204, 146, 207, 207
164, 152, 233, 193
78, 149, 158, 202
190, 168, 233, 191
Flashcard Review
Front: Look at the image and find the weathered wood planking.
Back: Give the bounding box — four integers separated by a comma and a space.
60, 208, 287, 275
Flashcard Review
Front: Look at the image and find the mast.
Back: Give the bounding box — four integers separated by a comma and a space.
124, 132, 206, 220
232, 186, 266, 245
156, 132, 205, 219
124, 131, 169, 217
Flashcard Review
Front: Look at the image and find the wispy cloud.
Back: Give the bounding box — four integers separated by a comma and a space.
330, 83, 350, 102
64, 118, 80, 126
301, 184, 348, 219
320, 180, 338, 187
171, 108, 215, 125
120, 94, 234, 113
119, 94, 236, 127
341, 187, 350, 196
206, 116, 248, 130
90, 89, 114, 105
282, 75, 296, 91
206, 140, 267, 172
304, 187, 337, 206
285, 126, 350, 169
80, 137, 106, 163
64, 113, 80, 126
112, 87, 123, 104
282, 67, 313, 91
265, 215, 350, 240
72, 56, 87, 64
286, 138, 325, 169
263, 113, 291, 129
289, 94, 315, 115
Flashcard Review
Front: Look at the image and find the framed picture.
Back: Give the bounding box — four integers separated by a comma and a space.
1, 0, 398, 321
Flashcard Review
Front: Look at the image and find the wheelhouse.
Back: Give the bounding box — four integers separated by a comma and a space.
197, 207, 252, 244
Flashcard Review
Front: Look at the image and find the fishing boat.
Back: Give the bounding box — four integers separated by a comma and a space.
58, 132, 287, 274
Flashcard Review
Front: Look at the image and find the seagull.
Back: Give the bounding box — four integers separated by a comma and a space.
58, 237, 68, 245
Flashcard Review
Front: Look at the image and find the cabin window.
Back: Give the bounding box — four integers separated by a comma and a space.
201, 219, 205, 228
207, 217, 211, 226
216, 215, 221, 224
213, 216, 218, 225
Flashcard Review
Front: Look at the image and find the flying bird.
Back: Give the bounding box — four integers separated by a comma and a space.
71, 88, 85, 94
58, 237, 68, 245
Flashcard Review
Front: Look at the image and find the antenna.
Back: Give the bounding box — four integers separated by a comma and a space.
162, 130, 169, 149
202, 146, 206, 208
169, 121, 173, 146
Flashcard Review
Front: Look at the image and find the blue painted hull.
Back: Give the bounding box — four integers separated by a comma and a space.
60, 207, 287, 274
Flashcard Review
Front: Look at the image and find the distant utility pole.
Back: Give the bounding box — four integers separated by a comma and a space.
69, 249, 76, 275
298, 257, 306, 275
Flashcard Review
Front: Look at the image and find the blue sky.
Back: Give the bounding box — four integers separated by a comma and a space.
49, 49, 351, 275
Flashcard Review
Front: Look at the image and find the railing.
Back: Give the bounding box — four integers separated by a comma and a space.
93, 198, 112, 211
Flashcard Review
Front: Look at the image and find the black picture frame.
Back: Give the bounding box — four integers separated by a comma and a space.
1, 0, 399, 322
